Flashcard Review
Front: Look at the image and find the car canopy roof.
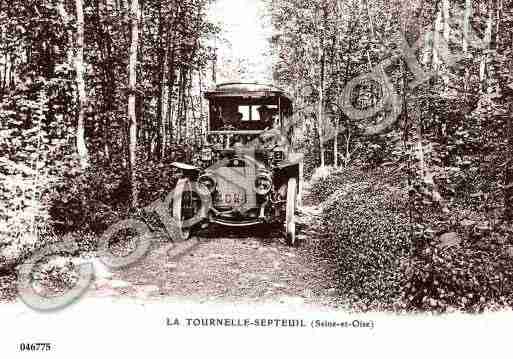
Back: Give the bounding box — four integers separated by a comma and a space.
204, 82, 293, 105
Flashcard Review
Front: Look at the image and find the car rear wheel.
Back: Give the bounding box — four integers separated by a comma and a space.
285, 177, 297, 247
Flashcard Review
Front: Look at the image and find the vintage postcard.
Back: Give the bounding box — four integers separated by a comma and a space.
1, 0, 513, 357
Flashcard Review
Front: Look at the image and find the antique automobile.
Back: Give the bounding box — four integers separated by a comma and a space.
170, 82, 303, 246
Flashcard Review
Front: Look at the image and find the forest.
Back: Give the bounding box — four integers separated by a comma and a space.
0, 0, 218, 251
270, 0, 513, 311
2, 0, 513, 312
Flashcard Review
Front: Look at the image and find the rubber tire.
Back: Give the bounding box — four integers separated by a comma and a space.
172, 178, 191, 240
285, 177, 297, 247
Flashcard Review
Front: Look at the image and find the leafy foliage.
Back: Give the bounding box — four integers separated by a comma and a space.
0, 0, 217, 272
402, 234, 513, 312
315, 170, 409, 307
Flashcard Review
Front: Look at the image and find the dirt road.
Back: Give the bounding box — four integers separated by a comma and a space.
0, 185, 339, 308
88, 193, 339, 306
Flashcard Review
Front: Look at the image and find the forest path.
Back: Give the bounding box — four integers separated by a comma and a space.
86, 182, 339, 306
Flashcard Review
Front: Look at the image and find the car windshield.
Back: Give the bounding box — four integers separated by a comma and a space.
209, 100, 279, 131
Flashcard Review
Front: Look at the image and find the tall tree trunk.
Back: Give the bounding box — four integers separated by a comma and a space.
0, 53, 7, 100
176, 67, 183, 144
165, 24, 178, 154
75, 0, 89, 170
417, 2, 449, 214
326, 17, 337, 167
318, 49, 325, 168
136, 0, 145, 143
212, 40, 217, 83
155, 0, 165, 159
501, 5, 513, 219
333, 117, 338, 167
317, 4, 327, 168
480, 0, 493, 93
505, 95, 513, 220
442, 0, 450, 42
463, 0, 472, 53
127, 0, 140, 208
93, 0, 112, 165
199, 69, 205, 142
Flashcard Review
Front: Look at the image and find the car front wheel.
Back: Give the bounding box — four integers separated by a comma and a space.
172, 178, 193, 241
285, 177, 297, 247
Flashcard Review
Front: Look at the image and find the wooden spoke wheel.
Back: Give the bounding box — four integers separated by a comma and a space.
172, 178, 196, 240
285, 177, 298, 247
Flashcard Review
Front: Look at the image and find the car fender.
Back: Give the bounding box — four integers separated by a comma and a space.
274, 152, 303, 177
171, 162, 201, 178
274, 153, 303, 207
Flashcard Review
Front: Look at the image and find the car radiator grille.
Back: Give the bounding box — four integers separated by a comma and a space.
214, 159, 256, 208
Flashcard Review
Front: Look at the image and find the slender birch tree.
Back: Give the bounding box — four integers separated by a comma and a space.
75, 0, 89, 170
128, 0, 140, 207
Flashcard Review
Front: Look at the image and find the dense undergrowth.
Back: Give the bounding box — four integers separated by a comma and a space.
311, 166, 513, 312
0, 152, 181, 278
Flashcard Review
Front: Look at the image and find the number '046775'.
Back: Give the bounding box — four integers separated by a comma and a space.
19, 343, 52, 351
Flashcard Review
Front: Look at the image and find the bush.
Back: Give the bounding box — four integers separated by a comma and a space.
310, 166, 401, 202
320, 171, 411, 308
47, 156, 180, 235
46, 166, 123, 235
309, 167, 362, 202
401, 233, 513, 312
135, 157, 179, 207
315, 167, 513, 312
309, 168, 344, 202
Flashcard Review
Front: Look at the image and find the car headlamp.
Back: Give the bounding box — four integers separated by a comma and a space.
198, 173, 216, 193
254, 172, 272, 196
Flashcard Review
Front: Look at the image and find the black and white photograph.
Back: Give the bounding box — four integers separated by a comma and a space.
1, 0, 513, 357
